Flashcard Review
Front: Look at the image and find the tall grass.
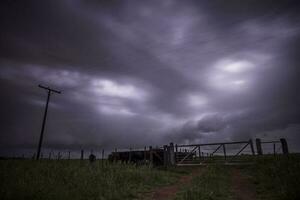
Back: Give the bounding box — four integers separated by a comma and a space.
0, 160, 178, 200
249, 154, 300, 200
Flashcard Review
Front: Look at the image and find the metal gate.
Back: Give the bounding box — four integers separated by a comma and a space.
175, 140, 255, 166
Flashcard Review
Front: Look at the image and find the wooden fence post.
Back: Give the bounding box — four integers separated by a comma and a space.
169, 143, 175, 165
163, 145, 168, 167
114, 148, 117, 163
223, 144, 227, 160
129, 147, 132, 163
256, 138, 263, 155
81, 149, 84, 160
280, 138, 289, 155
68, 151, 71, 160
175, 144, 178, 163
149, 146, 153, 167
144, 146, 147, 163
102, 149, 104, 167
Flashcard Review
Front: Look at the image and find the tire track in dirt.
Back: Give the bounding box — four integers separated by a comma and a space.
231, 168, 257, 200
145, 167, 204, 200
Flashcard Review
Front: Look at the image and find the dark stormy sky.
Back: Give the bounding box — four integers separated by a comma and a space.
1, 0, 300, 154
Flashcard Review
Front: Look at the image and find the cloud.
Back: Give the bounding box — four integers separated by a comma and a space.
0, 0, 300, 154
90, 79, 148, 101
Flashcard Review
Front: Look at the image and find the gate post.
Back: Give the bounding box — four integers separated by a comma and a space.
149, 146, 153, 167
249, 139, 255, 155
163, 145, 168, 167
280, 138, 289, 155
169, 142, 175, 165
256, 138, 263, 155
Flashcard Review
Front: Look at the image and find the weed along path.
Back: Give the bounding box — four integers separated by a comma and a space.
231, 168, 257, 200
145, 167, 204, 200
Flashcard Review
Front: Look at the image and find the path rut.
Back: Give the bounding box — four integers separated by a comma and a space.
146, 167, 203, 200
231, 168, 257, 200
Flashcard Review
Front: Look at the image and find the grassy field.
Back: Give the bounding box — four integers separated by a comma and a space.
175, 154, 300, 200
0, 160, 179, 200
1, 155, 300, 200
245, 154, 300, 200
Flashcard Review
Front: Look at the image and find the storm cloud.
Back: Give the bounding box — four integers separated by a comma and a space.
1, 0, 300, 154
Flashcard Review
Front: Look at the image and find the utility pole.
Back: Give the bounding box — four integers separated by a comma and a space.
36, 84, 61, 160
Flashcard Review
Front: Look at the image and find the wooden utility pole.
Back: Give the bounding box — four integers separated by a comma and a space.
36, 85, 61, 160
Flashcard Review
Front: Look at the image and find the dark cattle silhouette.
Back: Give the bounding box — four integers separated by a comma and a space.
108, 149, 165, 166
